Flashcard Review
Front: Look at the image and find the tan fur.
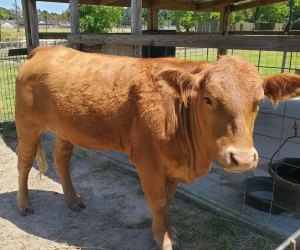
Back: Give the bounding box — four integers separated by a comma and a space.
15, 46, 300, 249
263, 73, 300, 104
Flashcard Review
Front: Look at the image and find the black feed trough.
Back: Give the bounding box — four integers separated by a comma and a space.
269, 158, 300, 214
244, 177, 284, 214
245, 158, 300, 214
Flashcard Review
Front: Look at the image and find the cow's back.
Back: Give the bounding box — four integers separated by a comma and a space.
16, 46, 146, 152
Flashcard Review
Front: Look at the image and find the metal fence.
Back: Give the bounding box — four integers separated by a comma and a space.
0, 48, 26, 137
1, 40, 300, 243
79, 44, 300, 240
0, 40, 72, 138
177, 47, 300, 240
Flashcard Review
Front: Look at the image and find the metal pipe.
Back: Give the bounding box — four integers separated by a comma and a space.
276, 229, 300, 250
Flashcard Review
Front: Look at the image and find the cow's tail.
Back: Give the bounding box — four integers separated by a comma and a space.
36, 141, 48, 178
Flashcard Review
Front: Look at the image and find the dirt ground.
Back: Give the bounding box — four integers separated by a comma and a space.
0, 134, 280, 250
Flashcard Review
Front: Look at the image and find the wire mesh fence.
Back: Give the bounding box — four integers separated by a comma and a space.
1, 41, 300, 240
0, 48, 26, 138
175, 47, 300, 238
78, 45, 300, 238
0, 39, 72, 138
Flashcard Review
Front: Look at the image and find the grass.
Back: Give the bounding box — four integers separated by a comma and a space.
176, 48, 300, 76
171, 203, 282, 250
0, 28, 70, 41
0, 58, 24, 122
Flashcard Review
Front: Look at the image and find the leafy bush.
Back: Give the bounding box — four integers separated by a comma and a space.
79, 5, 124, 33
292, 19, 300, 30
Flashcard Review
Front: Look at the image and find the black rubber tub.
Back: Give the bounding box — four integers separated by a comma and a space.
244, 176, 285, 214
269, 158, 300, 214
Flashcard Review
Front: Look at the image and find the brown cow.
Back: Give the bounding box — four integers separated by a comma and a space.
15, 46, 300, 250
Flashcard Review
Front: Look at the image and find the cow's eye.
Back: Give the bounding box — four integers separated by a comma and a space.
203, 97, 212, 105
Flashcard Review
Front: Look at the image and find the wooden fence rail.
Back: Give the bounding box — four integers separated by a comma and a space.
68, 34, 300, 51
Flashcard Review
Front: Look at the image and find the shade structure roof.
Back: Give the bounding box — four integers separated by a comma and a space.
37, 0, 287, 12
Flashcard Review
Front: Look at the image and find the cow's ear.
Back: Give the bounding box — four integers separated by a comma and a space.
155, 68, 202, 106
263, 73, 300, 104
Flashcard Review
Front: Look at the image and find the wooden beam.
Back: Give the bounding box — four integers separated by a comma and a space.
228, 30, 300, 35
150, 0, 240, 12
70, 0, 80, 35
39, 32, 70, 39
36, 0, 219, 11
131, 0, 142, 35
70, 0, 80, 49
219, 6, 230, 35
99, 0, 117, 4
231, 0, 286, 11
34, 0, 287, 11
218, 6, 230, 55
147, 8, 158, 30
68, 34, 300, 51
131, 0, 142, 57
21, 0, 31, 55
196, 0, 241, 11
28, 0, 39, 49
150, 0, 183, 9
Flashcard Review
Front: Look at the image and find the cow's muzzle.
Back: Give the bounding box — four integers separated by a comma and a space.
218, 146, 258, 172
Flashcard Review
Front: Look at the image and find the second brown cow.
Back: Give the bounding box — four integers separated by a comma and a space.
15, 46, 300, 250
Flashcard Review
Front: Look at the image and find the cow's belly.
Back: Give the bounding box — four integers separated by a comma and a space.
47, 113, 132, 153
30, 77, 135, 152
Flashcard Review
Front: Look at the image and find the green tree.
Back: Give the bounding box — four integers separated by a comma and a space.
79, 5, 123, 33
171, 10, 199, 32
249, 2, 290, 23
293, 0, 300, 20
197, 12, 219, 22
158, 10, 172, 27
0, 7, 10, 19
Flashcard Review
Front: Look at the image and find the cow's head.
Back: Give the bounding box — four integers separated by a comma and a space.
155, 56, 300, 172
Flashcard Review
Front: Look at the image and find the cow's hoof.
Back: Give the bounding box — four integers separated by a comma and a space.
18, 206, 34, 216
69, 201, 86, 212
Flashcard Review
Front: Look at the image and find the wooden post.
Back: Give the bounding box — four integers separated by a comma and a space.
217, 6, 230, 55
147, 8, 158, 30
21, 0, 31, 55
25, 0, 39, 53
69, 0, 80, 50
131, 0, 142, 57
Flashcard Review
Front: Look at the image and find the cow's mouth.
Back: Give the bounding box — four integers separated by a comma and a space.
215, 160, 257, 173
224, 167, 255, 173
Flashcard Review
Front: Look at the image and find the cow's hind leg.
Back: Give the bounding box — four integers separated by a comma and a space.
54, 135, 85, 212
16, 131, 41, 216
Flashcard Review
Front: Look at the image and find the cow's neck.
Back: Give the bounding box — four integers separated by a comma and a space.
169, 100, 212, 183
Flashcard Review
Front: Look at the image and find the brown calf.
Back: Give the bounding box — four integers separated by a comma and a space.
15, 46, 300, 250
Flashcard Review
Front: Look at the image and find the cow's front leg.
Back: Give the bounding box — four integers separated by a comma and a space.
137, 169, 179, 250
54, 135, 85, 212
165, 181, 179, 246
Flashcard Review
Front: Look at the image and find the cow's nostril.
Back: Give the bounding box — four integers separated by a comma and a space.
230, 153, 239, 166
253, 152, 257, 162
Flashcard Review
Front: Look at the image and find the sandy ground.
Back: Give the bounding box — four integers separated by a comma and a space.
0, 135, 280, 250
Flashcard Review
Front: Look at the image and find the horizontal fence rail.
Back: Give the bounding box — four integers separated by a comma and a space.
68, 34, 300, 51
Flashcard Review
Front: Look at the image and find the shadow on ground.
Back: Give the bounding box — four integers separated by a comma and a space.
0, 189, 155, 250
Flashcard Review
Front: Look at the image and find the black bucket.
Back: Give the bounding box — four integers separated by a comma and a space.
244, 177, 285, 214
268, 158, 300, 213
